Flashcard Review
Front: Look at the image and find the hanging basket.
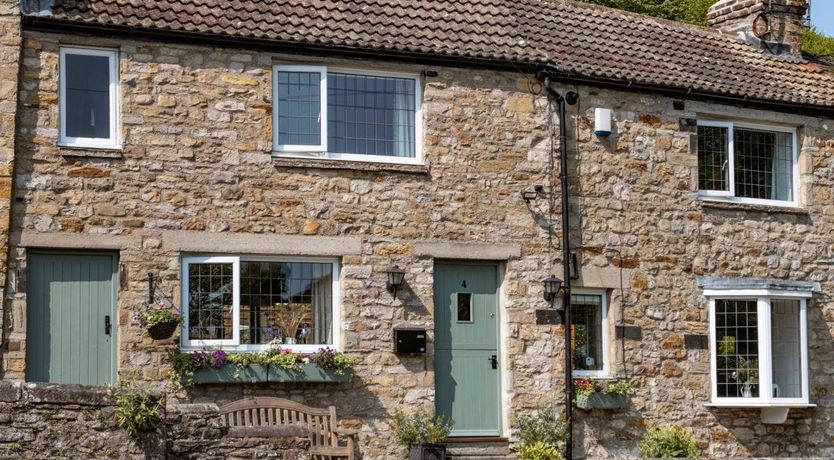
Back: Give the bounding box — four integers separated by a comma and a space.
147, 320, 179, 340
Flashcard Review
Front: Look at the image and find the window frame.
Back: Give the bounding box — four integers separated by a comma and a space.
570, 288, 610, 378
706, 289, 810, 407
58, 46, 121, 149
180, 255, 341, 353
697, 120, 799, 208
272, 65, 423, 165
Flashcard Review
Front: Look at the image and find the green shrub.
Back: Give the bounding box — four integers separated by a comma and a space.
112, 383, 163, 437
640, 424, 699, 458
392, 408, 453, 446
518, 441, 564, 460
514, 407, 567, 447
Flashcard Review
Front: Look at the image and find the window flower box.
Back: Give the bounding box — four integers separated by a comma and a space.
171, 348, 358, 388
575, 392, 627, 410
192, 363, 350, 384
574, 378, 630, 410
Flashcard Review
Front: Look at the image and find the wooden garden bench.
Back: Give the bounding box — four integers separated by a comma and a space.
218, 397, 357, 460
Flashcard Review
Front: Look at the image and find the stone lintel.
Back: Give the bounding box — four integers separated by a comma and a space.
412, 241, 521, 260
577, 266, 633, 289
11, 231, 142, 250
162, 231, 362, 256
166, 402, 220, 414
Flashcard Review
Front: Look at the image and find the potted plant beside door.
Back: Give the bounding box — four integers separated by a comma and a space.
393, 408, 454, 460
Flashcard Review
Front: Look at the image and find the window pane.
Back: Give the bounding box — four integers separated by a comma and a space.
571, 294, 603, 371
277, 71, 322, 146
328, 72, 416, 158
65, 53, 111, 139
697, 125, 729, 192
771, 299, 802, 398
239, 261, 333, 345
457, 293, 472, 322
734, 128, 793, 201
187, 263, 234, 341
715, 299, 759, 398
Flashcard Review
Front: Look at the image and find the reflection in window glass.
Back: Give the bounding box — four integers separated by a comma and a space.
239, 261, 333, 345
715, 299, 759, 398
65, 53, 111, 139
572, 294, 603, 371
276, 71, 322, 146
187, 263, 234, 340
771, 299, 802, 398
697, 125, 729, 192
734, 128, 793, 201
328, 73, 416, 158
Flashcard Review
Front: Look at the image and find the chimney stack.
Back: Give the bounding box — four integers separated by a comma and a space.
707, 0, 808, 55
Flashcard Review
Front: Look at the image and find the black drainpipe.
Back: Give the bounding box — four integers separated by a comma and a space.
538, 71, 579, 460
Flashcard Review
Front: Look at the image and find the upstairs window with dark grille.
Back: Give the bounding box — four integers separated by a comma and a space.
697, 121, 797, 206
273, 65, 422, 164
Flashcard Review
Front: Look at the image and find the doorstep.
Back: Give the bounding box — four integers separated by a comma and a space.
444, 438, 510, 459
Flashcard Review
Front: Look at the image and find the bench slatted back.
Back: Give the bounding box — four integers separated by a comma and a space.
219, 397, 335, 447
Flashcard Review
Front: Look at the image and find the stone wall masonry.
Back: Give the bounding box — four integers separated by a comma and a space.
3, 29, 834, 459
0, 381, 311, 459
0, 0, 21, 372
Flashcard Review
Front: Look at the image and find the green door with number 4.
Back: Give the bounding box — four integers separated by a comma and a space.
434, 262, 501, 437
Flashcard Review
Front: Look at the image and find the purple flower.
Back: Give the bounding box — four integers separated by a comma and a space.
211, 349, 227, 368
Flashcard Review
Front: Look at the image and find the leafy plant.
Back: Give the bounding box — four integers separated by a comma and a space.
518, 441, 564, 460
112, 383, 164, 437
803, 27, 834, 56
514, 407, 566, 448
392, 408, 453, 446
573, 378, 631, 398
603, 380, 631, 396
311, 347, 360, 375
640, 424, 699, 459
136, 278, 180, 331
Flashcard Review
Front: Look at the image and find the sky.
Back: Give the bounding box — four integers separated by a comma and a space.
811, 0, 834, 36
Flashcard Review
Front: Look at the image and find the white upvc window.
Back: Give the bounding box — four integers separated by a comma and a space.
180, 255, 340, 353
571, 289, 609, 378
273, 65, 422, 164
697, 120, 798, 207
705, 289, 811, 410
59, 47, 120, 149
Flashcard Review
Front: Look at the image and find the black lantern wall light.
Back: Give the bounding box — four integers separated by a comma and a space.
385, 265, 406, 299
543, 275, 567, 321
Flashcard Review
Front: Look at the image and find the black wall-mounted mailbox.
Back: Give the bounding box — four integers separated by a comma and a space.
394, 327, 426, 354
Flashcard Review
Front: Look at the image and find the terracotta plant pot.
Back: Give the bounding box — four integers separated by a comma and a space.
147, 320, 179, 340
408, 444, 446, 460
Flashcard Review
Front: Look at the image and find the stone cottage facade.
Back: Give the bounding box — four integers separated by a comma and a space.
1, 0, 834, 458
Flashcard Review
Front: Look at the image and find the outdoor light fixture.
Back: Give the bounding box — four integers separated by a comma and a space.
543, 275, 563, 304
521, 185, 546, 203
386, 265, 406, 299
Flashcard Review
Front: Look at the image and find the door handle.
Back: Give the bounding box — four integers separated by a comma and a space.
104, 315, 112, 336
488, 355, 498, 369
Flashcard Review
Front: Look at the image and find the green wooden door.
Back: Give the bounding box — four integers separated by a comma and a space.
26, 252, 117, 385
435, 263, 501, 437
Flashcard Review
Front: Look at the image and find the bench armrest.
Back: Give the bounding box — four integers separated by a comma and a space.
333, 427, 359, 437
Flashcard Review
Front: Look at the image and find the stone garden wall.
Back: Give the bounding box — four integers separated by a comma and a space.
0, 381, 311, 459
2, 27, 834, 459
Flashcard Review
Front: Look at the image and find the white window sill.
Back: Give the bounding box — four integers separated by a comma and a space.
572, 371, 610, 379
698, 195, 800, 209
705, 401, 814, 408
271, 154, 429, 174
180, 345, 337, 354
273, 151, 422, 166
59, 142, 122, 151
